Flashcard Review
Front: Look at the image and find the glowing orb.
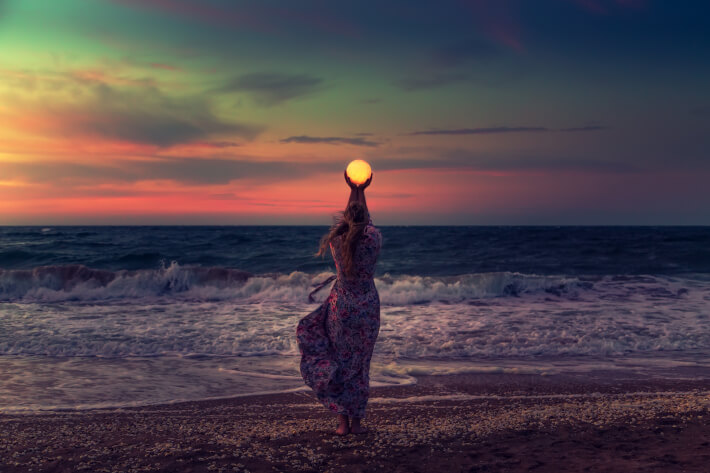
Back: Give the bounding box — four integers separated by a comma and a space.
346, 159, 372, 185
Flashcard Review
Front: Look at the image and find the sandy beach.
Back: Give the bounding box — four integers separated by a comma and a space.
2, 370, 709, 473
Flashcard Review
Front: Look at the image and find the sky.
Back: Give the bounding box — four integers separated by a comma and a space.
0, 0, 708, 225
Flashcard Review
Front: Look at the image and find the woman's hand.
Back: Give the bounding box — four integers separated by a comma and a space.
344, 170, 357, 190
344, 170, 373, 190
345, 170, 371, 215
360, 173, 372, 190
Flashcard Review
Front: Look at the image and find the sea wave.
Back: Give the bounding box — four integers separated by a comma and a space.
0, 270, 706, 359
0, 262, 590, 303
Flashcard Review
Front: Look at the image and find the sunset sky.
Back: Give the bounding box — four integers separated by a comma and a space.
0, 0, 708, 225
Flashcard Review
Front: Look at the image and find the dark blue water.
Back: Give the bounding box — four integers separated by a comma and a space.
1, 226, 709, 276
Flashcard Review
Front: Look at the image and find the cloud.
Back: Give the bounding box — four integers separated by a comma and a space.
408, 126, 609, 135
408, 126, 549, 136
359, 98, 381, 104
198, 141, 242, 148
219, 72, 325, 106
3, 149, 632, 190
71, 84, 261, 146
1, 157, 333, 186
3, 69, 263, 147
3, 162, 136, 184
369, 148, 638, 173
280, 135, 379, 147
134, 157, 313, 184
559, 126, 610, 132
366, 192, 415, 199
393, 73, 469, 91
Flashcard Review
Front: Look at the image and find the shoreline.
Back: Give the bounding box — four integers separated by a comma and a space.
2, 371, 710, 472
3, 354, 708, 416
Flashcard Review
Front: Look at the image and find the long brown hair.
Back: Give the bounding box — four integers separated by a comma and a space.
315, 201, 368, 278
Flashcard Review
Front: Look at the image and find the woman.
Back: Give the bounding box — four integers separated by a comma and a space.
296, 170, 382, 436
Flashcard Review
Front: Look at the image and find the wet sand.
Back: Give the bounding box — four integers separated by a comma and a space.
2, 371, 710, 472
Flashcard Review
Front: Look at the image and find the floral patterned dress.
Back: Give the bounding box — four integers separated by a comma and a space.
297, 217, 382, 418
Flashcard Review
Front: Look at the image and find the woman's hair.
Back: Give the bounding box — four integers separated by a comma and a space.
315, 201, 368, 278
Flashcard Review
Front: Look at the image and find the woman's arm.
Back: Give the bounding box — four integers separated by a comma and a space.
345, 171, 358, 207
357, 180, 370, 218
344, 171, 372, 216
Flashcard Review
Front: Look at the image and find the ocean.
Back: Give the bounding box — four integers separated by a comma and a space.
1, 225, 709, 412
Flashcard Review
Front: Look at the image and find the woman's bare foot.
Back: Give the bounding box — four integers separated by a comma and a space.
350, 417, 368, 434
335, 414, 349, 436
335, 424, 349, 435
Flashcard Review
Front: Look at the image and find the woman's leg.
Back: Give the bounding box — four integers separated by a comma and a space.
336, 414, 349, 435
350, 416, 368, 434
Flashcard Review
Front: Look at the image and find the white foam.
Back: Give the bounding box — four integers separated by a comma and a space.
0, 263, 587, 304
1, 272, 709, 359
1, 354, 708, 413
377, 361, 548, 377
1, 272, 709, 411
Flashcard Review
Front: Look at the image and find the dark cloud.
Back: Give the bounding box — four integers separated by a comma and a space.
1, 157, 339, 186
366, 192, 416, 199
6, 71, 263, 147
393, 73, 469, 91
134, 158, 318, 184
78, 84, 262, 146
219, 72, 325, 106
408, 126, 609, 135
408, 126, 549, 136
1, 161, 136, 184
559, 126, 610, 132
2, 140, 702, 192
200, 141, 242, 148
370, 148, 639, 173
280, 135, 379, 147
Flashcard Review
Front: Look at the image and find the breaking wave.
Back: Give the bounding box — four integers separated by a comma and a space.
0, 262, 589, 304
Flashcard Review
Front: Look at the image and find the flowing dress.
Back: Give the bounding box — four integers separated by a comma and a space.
296, 217, 382, 418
